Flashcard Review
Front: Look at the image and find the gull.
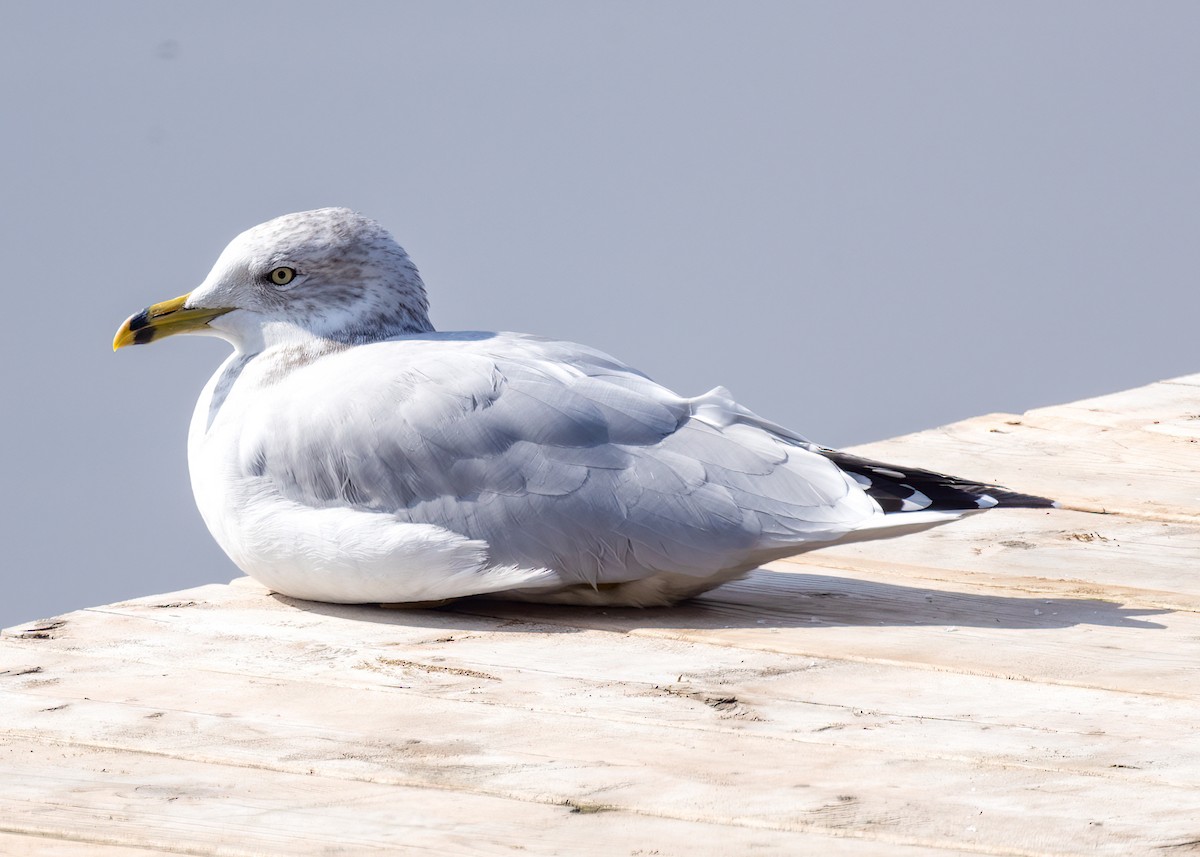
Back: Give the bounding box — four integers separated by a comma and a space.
114, 208, 1053, 607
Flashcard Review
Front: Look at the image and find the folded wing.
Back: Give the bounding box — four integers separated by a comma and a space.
239, 334, 881, 585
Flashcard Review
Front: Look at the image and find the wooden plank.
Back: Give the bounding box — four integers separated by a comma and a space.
1053, 374, 1200, 428
0, 832, 173, 857
6, 598, 1200, 786
453, 557, 1197, 698
0, 649, 1035, 857
10, 734, 904, 857
12, 550, 1199, 701
5, 577, 1200, 855
5, 619, 1200, 792
783, 508, 1200, 612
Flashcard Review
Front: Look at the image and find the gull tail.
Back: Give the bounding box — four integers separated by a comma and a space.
818, 449, 1057, 513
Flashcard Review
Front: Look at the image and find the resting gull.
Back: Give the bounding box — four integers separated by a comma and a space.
114, 208, 1053, 606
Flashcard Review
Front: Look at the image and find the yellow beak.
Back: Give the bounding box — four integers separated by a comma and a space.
113, 294, 234, 351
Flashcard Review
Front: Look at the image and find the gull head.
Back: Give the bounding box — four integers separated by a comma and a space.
114, 208, 433, 352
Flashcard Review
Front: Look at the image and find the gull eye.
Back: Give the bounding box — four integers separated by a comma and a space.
268, 266, 296, 287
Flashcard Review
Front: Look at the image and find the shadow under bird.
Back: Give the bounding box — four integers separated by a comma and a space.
114, 208, 1054, 607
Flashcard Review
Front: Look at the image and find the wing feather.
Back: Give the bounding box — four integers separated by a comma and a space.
247, 333, 874, 584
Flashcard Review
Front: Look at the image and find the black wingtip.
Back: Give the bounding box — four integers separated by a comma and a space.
818, 448, 1056, 513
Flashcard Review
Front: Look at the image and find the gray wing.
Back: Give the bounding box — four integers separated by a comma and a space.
240, 333, 876, 584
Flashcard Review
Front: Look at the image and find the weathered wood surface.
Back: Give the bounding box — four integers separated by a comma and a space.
3, 374, 1199, 856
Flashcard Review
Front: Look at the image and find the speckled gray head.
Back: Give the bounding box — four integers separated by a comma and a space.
113, 207, 434, 353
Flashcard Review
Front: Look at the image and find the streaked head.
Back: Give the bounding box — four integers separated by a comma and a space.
114, 208, 433, 352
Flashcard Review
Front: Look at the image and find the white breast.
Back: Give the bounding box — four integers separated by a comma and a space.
185, 351, 561, 602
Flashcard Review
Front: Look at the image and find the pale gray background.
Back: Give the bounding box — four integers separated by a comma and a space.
2, 2, 1197, 629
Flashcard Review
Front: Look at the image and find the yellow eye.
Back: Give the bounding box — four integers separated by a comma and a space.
268, 266, 296, 286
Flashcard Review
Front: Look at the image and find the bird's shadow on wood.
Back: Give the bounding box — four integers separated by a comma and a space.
272, 566, 1169, 631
